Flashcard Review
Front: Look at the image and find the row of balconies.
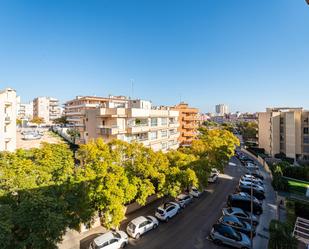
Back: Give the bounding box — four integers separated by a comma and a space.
96, 108, 179, 118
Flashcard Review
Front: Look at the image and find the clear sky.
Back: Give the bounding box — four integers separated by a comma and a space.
0, 0, 308, 113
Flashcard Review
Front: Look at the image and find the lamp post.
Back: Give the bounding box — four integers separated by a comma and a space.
250, 181, 254, 249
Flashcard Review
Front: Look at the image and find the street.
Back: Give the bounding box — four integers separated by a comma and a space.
123, 157, 245, 249
81, 154, 276, 249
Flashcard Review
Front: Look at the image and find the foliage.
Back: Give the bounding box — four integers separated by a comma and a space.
268, 220, 297, 249
0, 144, 93, 249
30, 116, 44, 125
53, 116, 68, 125
237, 121, 257, 141
16, 118, 22, 126
67, 128, 80, 140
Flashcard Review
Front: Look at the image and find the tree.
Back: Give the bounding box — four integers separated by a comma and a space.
31, 116, 44, 125
53, 116, 68, 125
268, 220, 297, 249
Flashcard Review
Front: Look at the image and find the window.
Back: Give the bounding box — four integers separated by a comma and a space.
150, 131, 157, 140
161, 118, 168, 126
162, 143, 167, 150
161, 130, 168, 138
109, 239, 118, 244
304, 146, 309, 153
304, 128, 309, 134
151, 118, 158, 126
304, 137, 309, 144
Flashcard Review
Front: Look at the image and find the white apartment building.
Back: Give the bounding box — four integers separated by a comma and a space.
18, 102, 33, 120
0, 88, 17, 151
84, 99, 180, 152
33, 97, 61, 124
215, 104, 229, 116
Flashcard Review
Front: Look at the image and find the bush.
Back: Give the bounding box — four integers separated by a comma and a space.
284, 166, 309, 181
272, 175, 289, 191
293, 200, 309, 220
268, 220, 297, 249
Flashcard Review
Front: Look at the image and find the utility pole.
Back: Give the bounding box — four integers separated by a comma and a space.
250, 178, 254, 249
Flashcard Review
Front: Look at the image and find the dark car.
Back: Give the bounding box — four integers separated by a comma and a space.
218, 215, 256, 237
238, 185, 265, 200
209, 223, 251, 249
222, 207, 259, 226
227, 193, 263, 215
246, 170, 264, 180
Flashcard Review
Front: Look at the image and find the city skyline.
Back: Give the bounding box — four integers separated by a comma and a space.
1, 0, 309, 113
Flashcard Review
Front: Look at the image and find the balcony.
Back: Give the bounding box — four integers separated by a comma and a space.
183, 123, 197, 129
183, 116, 198, 121
169, 132, 180, 139
169, 122, 179, 128
97, 125, 120, 135
127, 108, 150, 117
98, 108, 126, 117
183, 131, 196, 137
5, 116, 11, 124
127, 125, 150, 134
4, 101, 12, 106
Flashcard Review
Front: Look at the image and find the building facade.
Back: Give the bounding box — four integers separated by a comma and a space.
18, 102, 33, 120
258, 107, 309, 160
84, 99, 180, 152
64, 96, 128, 144
171, 102, 199, 146
0, 88, 17, 151
33, 97, 61, 124
215, 104, 229, 116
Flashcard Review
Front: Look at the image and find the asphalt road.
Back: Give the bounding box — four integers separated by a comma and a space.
123, 157, 245, 249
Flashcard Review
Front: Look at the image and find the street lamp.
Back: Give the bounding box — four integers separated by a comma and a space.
250, 181, 253, 249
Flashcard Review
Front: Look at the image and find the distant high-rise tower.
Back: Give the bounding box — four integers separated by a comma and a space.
215, 104, 229, 116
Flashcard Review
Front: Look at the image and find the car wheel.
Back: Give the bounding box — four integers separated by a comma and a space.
120, 242, 127, 248
183, 204, 186, 208
135, 233, 141, 240
256, 210, 261, 215
153, 224, 158, 229
165, 217, 169, 222
213, 239, 222, 245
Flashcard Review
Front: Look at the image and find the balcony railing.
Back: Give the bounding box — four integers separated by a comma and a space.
5, 116, 11, 123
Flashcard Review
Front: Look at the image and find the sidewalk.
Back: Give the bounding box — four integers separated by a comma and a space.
241, 150, 278, 249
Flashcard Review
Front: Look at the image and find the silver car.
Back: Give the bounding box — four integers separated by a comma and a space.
222, 207, 259, 226
209, 223, 251, 249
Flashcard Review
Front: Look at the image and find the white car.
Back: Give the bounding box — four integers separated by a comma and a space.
208, 168, 220, 183
155, 202, 181, 221
126, 215, 159, 239
245, 162, 259, 170
190, 187, 202, 198
241, 176, 263, 186
175, 193, 193, 208
89, 231, 128, 249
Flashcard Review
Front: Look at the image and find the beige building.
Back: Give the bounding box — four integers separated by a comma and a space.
258, 107, 309, 160
0, 88, 17, 151
215, 104, 229, 116
84, 99, 180, 152
33, 97, 61, 124
64, 96, 128, 144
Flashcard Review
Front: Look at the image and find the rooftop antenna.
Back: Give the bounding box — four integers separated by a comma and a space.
179, 94, 182, 103
130, 79, 134, 100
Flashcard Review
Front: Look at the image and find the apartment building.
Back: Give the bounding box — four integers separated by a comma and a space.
215, 104, 229, 116
18, 102, 33, 120
33, 97, 61, 124
64, 96, 128, 144
84, 99, 180, 152
171, 102, 199, 146
0, 88, 17, 151
258, 107, 309, 160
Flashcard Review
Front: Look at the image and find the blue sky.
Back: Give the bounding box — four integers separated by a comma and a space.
0, 0, 308, 113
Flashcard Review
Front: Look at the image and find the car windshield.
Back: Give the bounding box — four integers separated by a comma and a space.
157, 208, 164, 214
128, 222, 136, 231
113, 232, 121, 239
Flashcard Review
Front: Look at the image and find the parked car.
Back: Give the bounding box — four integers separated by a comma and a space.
241, 176, 263, 186
245, 162, 259, 170
89, 231, 128, 249
227, 193, 263, 215
155, 202, 181, 221
208, 168, 220, 183
242, 174, 263, 184
126, 216, 159, 239
189, 187, 202, 198
246, 170, 264, 180
237, 192, 261, 205
222, 207, 259, 226
218, 215, 256, 237
238, 185, 265, 200
209, 223, 251, 249
239, 180, 265, 192
175, 193, 193, 208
